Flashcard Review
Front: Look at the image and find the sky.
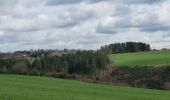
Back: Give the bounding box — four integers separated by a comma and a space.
0, 0, 170, 51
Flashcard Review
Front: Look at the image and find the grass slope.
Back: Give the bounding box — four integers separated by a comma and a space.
110, 51, 170, 66
0, 74, 170, 100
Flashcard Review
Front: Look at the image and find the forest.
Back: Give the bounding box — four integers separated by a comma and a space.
0, 50, 110, 77
101, 42, 150, 53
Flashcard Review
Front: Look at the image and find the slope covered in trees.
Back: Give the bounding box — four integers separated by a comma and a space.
0, 50, 110, 77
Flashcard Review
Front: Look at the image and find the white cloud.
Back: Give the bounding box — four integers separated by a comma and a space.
97, 2, 170, 33
0, 0, 170, 51
0, 31, 4, 37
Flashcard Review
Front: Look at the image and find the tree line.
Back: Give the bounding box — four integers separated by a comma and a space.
0, 50, 110, 77
0, 42, 151, 76
101, 42, 150, 54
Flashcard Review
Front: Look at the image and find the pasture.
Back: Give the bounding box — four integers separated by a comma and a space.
110, 51, 170, 66
0, 74, 170, 100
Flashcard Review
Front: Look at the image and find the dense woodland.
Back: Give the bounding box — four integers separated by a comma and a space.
101, 42, 150, 54
0, 50, 110, 77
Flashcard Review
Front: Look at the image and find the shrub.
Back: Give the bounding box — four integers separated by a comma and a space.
132, 78, 164, 90
12, 61, 29, 74
111, 66, 170, 90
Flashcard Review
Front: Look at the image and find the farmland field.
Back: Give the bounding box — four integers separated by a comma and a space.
110, 51, 170, 66
0, 74, 170, 100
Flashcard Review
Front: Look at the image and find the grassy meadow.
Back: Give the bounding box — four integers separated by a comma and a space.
0, 74, 170, 100
110, 51, 170, 66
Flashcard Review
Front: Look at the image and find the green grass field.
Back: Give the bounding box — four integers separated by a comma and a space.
0, 74, 170, 100
110, 51, 170, 66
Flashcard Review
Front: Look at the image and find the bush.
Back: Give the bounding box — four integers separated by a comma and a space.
132, 78, 164, 90
30, 68, 41, 76
49, 73, 76, 79
111, 66, 170, 90
12, 61, 29, 74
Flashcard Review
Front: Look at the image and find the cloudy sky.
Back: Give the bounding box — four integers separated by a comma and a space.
0, 0, 170, 51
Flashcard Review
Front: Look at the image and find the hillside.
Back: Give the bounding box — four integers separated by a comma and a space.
110, 51, 170, 66
0, 74, 170, 100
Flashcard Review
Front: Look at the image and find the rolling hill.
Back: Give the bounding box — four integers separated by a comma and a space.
0, 74, 170, 100
110, 51, 170, 66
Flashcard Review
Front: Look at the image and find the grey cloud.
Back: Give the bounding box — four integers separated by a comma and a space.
96, 2, 170, 34
140, 24, 170, 32
0, 34, 17, 44
0, 8, 95, 32
112, 5, 131, 17
162, 32, 170, 37
19, 0, 44, 8
45, 0, 107, 5
96, 16, 170, 34
0, 0, 18, 6
51, 9, 95, 28
96, 16, 130, 34
113, 0, 165, 5
46, 0, 164, 6
0, 0, 18, 16
0, 18, 43, 32
96, 24, 117, 34
46, 0, 82, 5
